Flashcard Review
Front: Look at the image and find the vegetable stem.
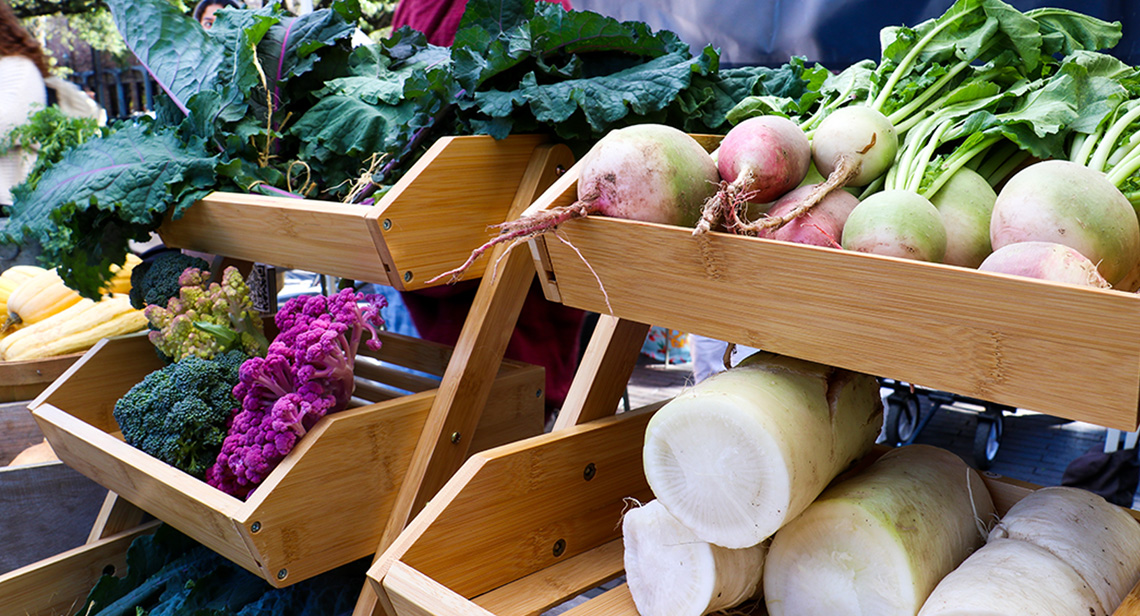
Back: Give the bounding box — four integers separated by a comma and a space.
871, 9, 972, 112
1089, 103, 1140, 172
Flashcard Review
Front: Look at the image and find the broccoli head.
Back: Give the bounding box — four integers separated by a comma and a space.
129, 250, 211, 310
113, 350, 247, 478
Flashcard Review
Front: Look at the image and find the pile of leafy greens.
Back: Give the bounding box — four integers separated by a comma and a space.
74, 524, 364, 615
2, 0, 816, 299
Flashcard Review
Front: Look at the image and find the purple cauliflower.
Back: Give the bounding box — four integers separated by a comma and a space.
205, 288, 386, 499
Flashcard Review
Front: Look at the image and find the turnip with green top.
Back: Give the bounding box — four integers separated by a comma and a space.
841, 190, 947, 262
990, 160, 1140, 286
928, 167, 995, 268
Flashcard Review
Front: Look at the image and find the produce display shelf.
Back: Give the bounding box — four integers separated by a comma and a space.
367, 406, 1140, 616
27, 330, 545, 588
0, 352, 83, 403
158, 133, 549, 290
526, 138, 1140, 431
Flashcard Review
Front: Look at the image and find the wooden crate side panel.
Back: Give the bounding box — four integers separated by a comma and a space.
31, 404, 256, 573
398, 409, 655, 600
244, 359, 544, 585
468, 363, 545, 454
541, 217, 1140, 430
360, 331, 455, 378
372, 134, 548, 289
0, 521, 159, 616
473, 538, 624, 616
385, 561, 499, 616
242, 392, 435, 585
158, 193, 389, 284
0, 353, 82, 403
32, 335, 161, 434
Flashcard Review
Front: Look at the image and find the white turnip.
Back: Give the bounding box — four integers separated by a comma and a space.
841, 190, 947, 262
755, 183, 859, 248
623, 499, 767, 616
927, 167, 995, 268
642, 351, 883, 549
990, 159, 1140, 286
763, 445, 994, 616
978, 241, 1110, 288
429, 123, 720, 283
695, 116, 810, 234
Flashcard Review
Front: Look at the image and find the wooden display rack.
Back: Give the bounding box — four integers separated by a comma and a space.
363, 137, 1140, 616
0, 134, 576, 614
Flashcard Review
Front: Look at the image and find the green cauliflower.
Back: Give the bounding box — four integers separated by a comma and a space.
113, 350, 247, 478
145, 266, 268, 362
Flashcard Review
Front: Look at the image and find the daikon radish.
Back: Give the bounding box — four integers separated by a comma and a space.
988, 486, 1140, 612
918, 539, 1105, 616
642, 352, 883, 549
623, 499, 767, 616
763, 445, 994, 616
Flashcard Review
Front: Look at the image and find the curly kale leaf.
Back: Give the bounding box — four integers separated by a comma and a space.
4, 122, 217, 300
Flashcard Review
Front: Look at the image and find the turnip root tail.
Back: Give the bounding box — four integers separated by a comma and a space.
736, 152, 861, 235
425, 199, 600, 285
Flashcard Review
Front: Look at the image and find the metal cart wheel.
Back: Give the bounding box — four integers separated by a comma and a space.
972, 406, 1005, 470
884, 390, 920, 445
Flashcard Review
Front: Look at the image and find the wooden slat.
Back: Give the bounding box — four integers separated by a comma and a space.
0, 521, 159, 616
0, 353, 82, 403
355, 362, 441, 395
552, 316, 650, 430
1116, 579, 1140, 615
88, 492, 148, 542
559, 585, 638, 616
360, 331, 455, 378
370, 135, 550, 290
384, 561, 499, 616
473, 539, 625, 616
159, 192, 390, 283
537, 213, 1140, 430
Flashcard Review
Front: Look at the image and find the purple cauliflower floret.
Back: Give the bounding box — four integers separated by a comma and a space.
206, 288, 386, 499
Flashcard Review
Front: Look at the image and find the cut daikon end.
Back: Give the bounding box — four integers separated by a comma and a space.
643, 352, 882, 548
623, 499, 766, 616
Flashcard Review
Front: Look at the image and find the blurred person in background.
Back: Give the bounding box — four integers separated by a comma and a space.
0, 0, 47, 268
0, 0, 46, 208
194, 0, 243, 29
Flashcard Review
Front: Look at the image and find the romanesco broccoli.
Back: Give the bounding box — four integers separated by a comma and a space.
113, 350, 247, 478
145, 266, 267, 362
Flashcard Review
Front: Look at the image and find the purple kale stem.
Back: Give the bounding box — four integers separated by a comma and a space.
352, 103, 456, 204
253, 184, 305, 199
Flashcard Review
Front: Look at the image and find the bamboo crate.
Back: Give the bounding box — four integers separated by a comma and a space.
28, 329, 545, 588
525, 139, 1140, 431
158, 133, 550, 290
0, 353, 82, 403
367, 405, 1140, 616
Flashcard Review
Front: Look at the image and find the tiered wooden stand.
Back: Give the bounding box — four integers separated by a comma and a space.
0, 353, 82, 403
0, 134, 575, 614
365, 136, 1140, 615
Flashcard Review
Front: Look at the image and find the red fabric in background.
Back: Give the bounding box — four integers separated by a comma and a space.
392, 0, 573, 46
392, 0, 585, 415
